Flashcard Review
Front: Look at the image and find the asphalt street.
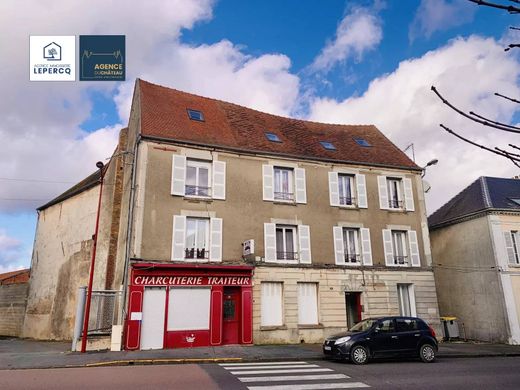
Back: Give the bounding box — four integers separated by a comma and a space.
2, 357, 520, 389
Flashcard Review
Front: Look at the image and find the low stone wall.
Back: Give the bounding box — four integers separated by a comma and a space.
0, 283, 29, 337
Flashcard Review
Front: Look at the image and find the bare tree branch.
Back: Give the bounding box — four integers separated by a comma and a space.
497, 148, 520, 167
439, 124, 520, 162
495, 92, 520, 104
511, 26, 520, 30
496, 146, 520, 158
505, 43, 520, 51
432, 86, 520, 133
469, 111, 520, 130
469, 0, 520, 13
510, 143, 520, 152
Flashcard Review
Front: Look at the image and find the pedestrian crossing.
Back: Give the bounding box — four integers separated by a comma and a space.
219, 361, 370, 389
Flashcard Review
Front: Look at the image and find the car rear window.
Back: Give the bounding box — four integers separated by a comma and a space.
396, 318, 419, 332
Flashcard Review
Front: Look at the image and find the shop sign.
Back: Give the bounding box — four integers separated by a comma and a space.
133, 275, 251, 286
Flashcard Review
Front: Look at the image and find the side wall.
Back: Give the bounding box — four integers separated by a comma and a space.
431, 216, 508, 342
0, 283, 29, 337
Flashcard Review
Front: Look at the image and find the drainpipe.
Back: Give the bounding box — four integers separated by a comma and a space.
80, 161, 106, 353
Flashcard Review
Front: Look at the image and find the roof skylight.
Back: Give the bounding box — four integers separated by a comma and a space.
354, 137, 371, 147
187, 109, 204, 122
265, 132, 282, 143
320, 141, 336, 150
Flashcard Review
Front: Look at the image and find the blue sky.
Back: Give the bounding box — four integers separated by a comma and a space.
1, 0, 519, 272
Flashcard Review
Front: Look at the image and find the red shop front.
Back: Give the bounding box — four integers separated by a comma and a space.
125, 263, 254, 350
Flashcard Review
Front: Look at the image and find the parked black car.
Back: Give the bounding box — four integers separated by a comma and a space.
323, 316, 438, 364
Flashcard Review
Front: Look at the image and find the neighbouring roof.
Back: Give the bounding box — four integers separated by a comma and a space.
0, 269, 30, 285
37, 167, 104, 211
428, 176, 520, 229
138, 79, 420, 170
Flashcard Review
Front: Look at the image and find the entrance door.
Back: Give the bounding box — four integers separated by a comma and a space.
140, 287, 166, 350
222, 287, 240, 344
345, 292, 362, 329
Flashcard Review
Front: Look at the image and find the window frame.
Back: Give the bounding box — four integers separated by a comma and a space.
297, 282, 319, 326
397, 283, 417, 317
391, 230, 408, 266
187, 108, 204, 122
338, 174, 356, 207
261, 282, 284, 327
511, 231, 520, 264
185, 159, 212, 198
265, 132, 282, 143
275, 225, 299, 263
184, 217, 210, 261
273, 166, 295, 202
343, 228, 361, 264
387, 177, 403, 209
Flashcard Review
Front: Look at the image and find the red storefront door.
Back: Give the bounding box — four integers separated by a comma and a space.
222, 287, 240, 344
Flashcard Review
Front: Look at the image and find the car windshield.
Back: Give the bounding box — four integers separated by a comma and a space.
349, 319, 377, 332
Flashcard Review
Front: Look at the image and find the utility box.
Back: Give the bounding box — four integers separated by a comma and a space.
440, 316, 460, 340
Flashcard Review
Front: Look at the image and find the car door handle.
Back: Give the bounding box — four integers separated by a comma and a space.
414, 334, 421, 337
391, 336, 398, 339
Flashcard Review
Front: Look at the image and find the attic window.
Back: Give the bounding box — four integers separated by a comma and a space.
354, 137, 371, 147
265, 132, 282, 143
319, 141, 336, 151
187, 109, 204, 122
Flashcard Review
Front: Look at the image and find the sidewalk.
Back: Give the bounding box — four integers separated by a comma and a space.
1, 337, 520, 370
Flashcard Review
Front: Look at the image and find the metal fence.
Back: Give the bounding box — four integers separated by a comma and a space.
86, 290, 122, 335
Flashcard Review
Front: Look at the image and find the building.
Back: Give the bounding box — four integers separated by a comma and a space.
0, 269, 30, 337
24, 79, 440, 350
429, 176, 520, 344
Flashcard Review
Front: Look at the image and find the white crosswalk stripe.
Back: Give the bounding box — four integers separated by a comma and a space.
219, 361, 370, 389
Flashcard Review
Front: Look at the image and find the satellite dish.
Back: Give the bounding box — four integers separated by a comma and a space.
423, 180, 431, 193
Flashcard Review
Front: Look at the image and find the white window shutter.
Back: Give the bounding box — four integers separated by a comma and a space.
295, 168, 307, 204
328, 172, 340, 206
171, 155, 187, 196
333, 226, 345, 265
382, 229, 394, 266
504, 232, 516, 264
262, 165, 274, 201
298, 225, 312, 264
403, 178, 415, 211
360, 228, 373, 266
264, 223, 276, 262
408, 230, 420, 267
209, 218, 223, 262
378, 176, 389, 210
212, 161, 226, 200
356, 174, 368, 208
172, 215, 186, 261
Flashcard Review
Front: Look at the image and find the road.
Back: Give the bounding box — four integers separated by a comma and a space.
2, 357, 520, 389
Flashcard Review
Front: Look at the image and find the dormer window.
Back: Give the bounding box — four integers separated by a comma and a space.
187, 109, 204, 122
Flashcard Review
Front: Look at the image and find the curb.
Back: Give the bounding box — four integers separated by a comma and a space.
84, 357, 243, 367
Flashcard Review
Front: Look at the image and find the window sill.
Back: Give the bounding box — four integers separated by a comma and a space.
338, 205, 358, 210
260, 325, 287, 331
298, 323, 324, 330
273, 200, 297, 206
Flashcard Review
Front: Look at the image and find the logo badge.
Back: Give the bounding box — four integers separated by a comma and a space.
30, 36, 75, 81
79, 35, 125, 81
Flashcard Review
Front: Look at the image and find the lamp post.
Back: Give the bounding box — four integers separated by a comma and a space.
81, 161, 105, 353
421, 158, 438, 178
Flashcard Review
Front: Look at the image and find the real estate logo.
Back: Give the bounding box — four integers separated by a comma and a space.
79, 35, 125, 81
30, 36, 75, 81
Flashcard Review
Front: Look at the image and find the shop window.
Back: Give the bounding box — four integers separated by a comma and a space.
261, 282, 283, 326
167, 287, 211, 331
297, 283, 318, 325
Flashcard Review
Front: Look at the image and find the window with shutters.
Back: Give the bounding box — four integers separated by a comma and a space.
274, 167, 294, 201
507, 231, 520, 265
185, 218, 210, 260
276, 225, 298, 261
343, 228, 361, 264
392, 230, 408, 265
387, 178, 403, 209
298, 283, 319, 325
338, 174, 355, 206
261, 282, 283, 326
186, 159, 211, 197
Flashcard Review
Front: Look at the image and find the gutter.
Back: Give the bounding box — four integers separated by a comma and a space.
140, 134, 422, 173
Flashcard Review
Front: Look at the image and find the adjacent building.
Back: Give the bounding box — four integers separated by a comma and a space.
24, 79, 441, 350
429, 176, 520, 344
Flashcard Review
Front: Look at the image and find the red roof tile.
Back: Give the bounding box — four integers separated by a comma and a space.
0, 269, 30, 285
138, 79, 419, 170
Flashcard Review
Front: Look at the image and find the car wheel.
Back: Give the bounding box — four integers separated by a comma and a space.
419, 343, 436, 363
350, 345, 369, 365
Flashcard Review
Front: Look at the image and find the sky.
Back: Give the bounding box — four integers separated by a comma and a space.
1, 0, 519, 272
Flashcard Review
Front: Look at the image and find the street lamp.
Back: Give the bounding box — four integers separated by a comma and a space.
421, 159, 438, 178
81, 161, 105, 353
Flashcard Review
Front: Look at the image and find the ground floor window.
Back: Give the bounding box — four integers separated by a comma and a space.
167, 287, 211, 331
297, 282, 318, 325
397, 283, 416, 317
261, 282, 283, 326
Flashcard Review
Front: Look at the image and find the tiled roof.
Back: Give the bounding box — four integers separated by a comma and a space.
428, 176, 520, 228
138, 79, 420, 170
0, 269, 30, 285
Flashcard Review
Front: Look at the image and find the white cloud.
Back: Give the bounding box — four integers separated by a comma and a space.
409, 0, 476, 41
309, 36, 520, 214
310, 6, 383, 72
0, 229, 27, 272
